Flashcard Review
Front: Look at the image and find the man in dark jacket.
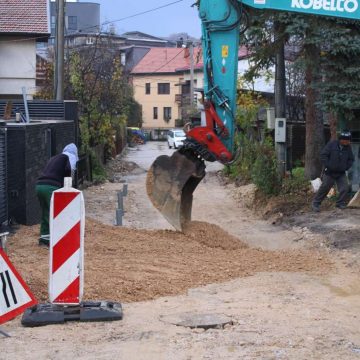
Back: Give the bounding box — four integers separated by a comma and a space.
312, 131, 354, 212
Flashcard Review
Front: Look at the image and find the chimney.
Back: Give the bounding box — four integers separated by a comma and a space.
184, 48, 190, 58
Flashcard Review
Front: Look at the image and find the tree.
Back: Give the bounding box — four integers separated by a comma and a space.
303, 24, 324, 179
243, 8, 360, 179
68, 42, 133, 158
36, 34, 138, 160
127, 99, 143, 128
287, 16, 360, 177
315, 18, 360, 136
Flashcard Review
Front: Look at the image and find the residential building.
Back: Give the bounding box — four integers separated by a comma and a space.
56, 30, 165, 75
49, 0, 100, 45
238, 58, 274, 93
131, 47, 203, 137
0, 0, 50, 99
122, 31, 176, 48
64, 32, 125, 49
120, 46, 151, 74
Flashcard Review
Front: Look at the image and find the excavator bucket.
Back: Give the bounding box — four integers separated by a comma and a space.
146, 150, 206, 231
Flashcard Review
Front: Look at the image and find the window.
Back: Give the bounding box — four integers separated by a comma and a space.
164, 107, 172, 121
158, 83, 170, 95
51, 16, 56, 29
86, 37, 94, 45
66, 38, 74, 47
145, 83, 151, 95
121, 53, 126, 66
67, 16, 77, 31
153, 107, 158, 119
36, 42, 47, 49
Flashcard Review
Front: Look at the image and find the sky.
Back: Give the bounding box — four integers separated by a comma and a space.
84, 0, 202, 38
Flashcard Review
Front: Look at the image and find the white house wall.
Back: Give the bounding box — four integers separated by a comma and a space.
0, 36, 36, 98
238, 59, 275, 93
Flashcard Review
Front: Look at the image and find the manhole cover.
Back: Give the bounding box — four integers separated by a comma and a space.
160, 312, 232, 330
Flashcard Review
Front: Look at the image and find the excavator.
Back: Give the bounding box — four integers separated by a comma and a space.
146, 0, 360, 231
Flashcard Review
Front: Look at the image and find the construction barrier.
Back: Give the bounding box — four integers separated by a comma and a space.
49, 177, 84, 305
22, 177, 123, 327
0, 249, 37, 324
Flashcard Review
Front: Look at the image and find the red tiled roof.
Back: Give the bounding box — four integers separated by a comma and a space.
131, 46, 250, 74
0, 0, 49, 35
131, 47, 203, 74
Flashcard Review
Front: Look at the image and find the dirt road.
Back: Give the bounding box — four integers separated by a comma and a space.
2, 142, 360, 359
86, 142, 312, 250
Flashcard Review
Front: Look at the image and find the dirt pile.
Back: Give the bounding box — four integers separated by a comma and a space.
106, 158, 144, 182
107, 158, 140, 174
7, 219, 332, 303
182, 221, 247, 250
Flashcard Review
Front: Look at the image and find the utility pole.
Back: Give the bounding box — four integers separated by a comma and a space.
189, 41, 195, 107
274, 21, 287, 177
55, 0, 65, 100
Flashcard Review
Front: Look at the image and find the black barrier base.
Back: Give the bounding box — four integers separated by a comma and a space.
21, 301, 123, 327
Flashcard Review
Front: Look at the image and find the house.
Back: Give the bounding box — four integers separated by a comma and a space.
122, 31, 176, 48
0, 0, 50, 99
238, 51, 275, 93
131, 47, 203, 138
64, 32, 126, 50
120, 46, 151, 74
48, 0, 100, 46
131, 46, 258, 137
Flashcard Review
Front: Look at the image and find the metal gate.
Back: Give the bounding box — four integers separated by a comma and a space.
0, 128, 7, 224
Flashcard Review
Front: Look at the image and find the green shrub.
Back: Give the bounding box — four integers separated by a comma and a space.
251, 140, 281, 195
90, 152, 107, 183
224, 131, 259, 183
282, 167, 309, 194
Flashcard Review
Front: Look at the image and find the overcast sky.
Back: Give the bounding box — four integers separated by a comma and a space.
84, 0, 201, 38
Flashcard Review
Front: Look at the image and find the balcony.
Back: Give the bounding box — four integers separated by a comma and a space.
174, 94, 191, 106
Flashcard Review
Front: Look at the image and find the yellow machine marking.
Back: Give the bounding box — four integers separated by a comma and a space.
222, 45, 229, 58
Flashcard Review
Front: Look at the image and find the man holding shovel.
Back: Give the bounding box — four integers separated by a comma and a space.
312, 130, 354, 212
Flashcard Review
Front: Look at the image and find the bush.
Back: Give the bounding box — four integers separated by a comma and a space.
224, 131, 258, 183
282, 167, 309, 195
251, 140, 281, 195
90, 152, 107, 184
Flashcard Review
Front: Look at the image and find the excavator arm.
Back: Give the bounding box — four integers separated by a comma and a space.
147, 0, 360, 231
146, 0, 240, 231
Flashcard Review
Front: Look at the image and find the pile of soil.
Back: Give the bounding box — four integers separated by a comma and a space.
7, 219, 332, 303
106, 158, 144, 183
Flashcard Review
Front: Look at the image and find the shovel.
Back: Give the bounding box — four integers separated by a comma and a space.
348, 189, 360, 208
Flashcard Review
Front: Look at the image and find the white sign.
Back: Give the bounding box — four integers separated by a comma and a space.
0, 250, 37, 324
291, 0, 358, 13
254, 0, 266, 4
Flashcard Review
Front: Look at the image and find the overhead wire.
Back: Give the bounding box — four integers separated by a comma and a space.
4, 0, 202, 109
0, 0, 198, 92
0, 0, 188, 44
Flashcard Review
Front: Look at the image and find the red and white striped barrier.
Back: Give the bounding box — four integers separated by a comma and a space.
49, 177, 84, 305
